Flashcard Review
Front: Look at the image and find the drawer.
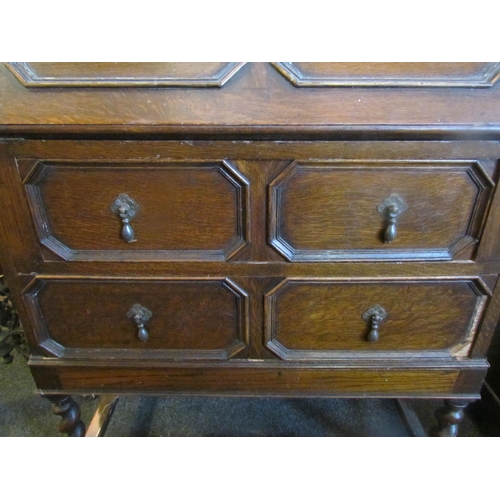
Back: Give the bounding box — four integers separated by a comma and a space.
30, 359, 472, 398
272, 63, 500, 88
20, 159, 249, 261
22, 277, 249, 360
269, 161, 494, 261
6, 62, 246, 88
265, 278, 492, 360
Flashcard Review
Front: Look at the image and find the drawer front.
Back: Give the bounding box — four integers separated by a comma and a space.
6, 62, 246, 88
272, 62, 500, 88
269, 161, 493, 261
30, 361, 468, 398
23, 277, 249, 360
265, 278, 491, 360
21, 159, 248, 261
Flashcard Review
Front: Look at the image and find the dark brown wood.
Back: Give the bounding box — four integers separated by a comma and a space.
269, 161, 493, 261
28, 356, 487, 399
45, 395, 86, 437
22, 159, 249, 261
32, 363, 462, 397
430, 399, 470, 437
23, 276, 249, 361
6, 62, 246, 88
8, 139, 500, 160
2, 63, 500, 436
265, 278, 490, 360
272, 62, 500, 88
22, 262, 500, 279
4, 63, 500, 131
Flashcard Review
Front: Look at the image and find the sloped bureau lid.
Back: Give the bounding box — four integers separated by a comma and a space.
3, 62, 500, 134
5, 62, 246, 87
272, 62, 500, 87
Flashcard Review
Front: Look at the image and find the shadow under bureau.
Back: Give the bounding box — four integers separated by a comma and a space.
1, 62, 500, 436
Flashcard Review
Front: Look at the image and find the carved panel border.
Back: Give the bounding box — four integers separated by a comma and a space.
271, 62, 500, 88
5, 62, 246, 88
22, 276, 249, 361
20, 159, 249, 262
268, 160, 494, 262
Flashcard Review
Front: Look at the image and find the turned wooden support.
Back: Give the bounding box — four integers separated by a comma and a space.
46, 395, 86, 437
430, 399, 469, 437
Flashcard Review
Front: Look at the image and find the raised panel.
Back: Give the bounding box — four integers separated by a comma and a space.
272, 62, 500, 87
22, 277, 249, 360
265, 278, 490, 361
21, 159, 249, 261
6, 62, 246, 87
269, 161, 494, 261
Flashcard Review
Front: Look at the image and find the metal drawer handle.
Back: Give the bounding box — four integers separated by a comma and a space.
362, 304, 387, 343
377, 194, 407, 243
127, 303, 152, 342
110, 193, 139, 242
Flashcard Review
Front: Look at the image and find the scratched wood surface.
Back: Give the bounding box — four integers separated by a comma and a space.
266, 279, 487, 358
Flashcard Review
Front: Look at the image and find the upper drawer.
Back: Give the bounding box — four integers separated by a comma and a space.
20, 159, 249, 261
269, 161, 495, 261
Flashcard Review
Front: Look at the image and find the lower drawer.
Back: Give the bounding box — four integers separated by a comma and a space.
265, 278, 492, 360
23, 277, 249, 360
28, 358, 488, 398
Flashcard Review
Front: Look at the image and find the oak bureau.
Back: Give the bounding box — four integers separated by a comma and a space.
1, 62, 500, 436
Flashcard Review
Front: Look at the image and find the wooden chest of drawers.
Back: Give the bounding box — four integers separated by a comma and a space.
2, 62, 500, 436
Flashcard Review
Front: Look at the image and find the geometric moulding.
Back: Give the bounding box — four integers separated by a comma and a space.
271, 62, 500, 88
5, 62, 246, 87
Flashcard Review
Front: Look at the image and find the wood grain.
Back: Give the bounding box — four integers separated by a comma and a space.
1, 63, 500, 424
6, 62, 246, 87
23, 277, 249, 361
272, 62, 500, 87
265, 278, 489, 360
9, 139, 500, 163
269, 161, 493, 261
30, 363, 461, 397
3, 63, 500, 131
22, 160, 249, 261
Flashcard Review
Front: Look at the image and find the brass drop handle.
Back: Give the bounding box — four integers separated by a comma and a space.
362, 305, 387, 343
127, 304, 152, 342
377, 194, 407, 243
110, 194, 139, 242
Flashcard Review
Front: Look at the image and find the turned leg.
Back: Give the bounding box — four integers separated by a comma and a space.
45, 395, 86, 437
430, 399, 469, 437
